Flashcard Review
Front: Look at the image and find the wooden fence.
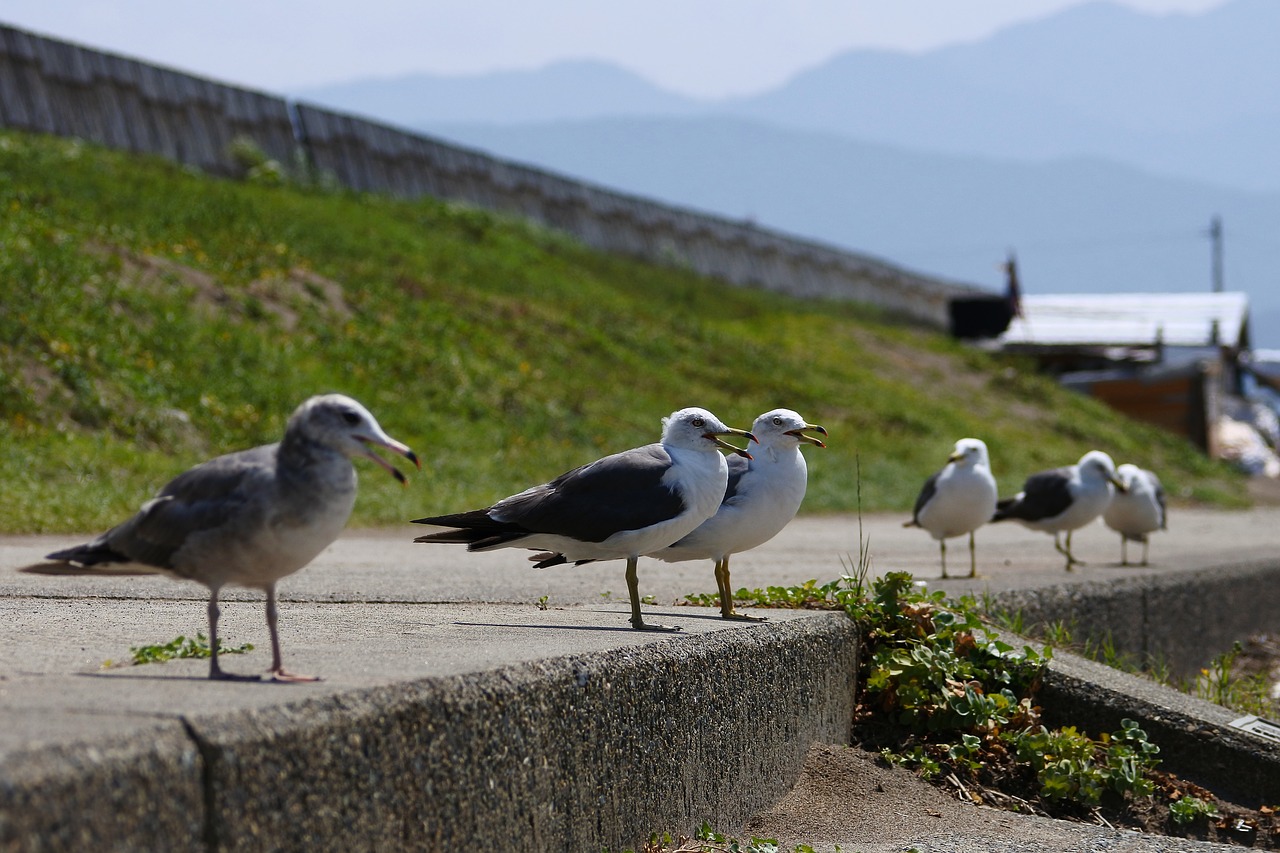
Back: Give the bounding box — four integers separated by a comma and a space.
0, 23, 982, 326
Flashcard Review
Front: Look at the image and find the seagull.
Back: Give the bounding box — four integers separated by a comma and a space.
992, 450, 1127, 570
904, 438, 998, 579
1103, 464, 1167, 566
21, 394, 419, 682
411, 407, 755, 631
649, 408, 827, 620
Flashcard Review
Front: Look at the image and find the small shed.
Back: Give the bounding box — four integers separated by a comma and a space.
997, 292, 1252, 453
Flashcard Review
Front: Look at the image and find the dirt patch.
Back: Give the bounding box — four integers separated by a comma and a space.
88, 244, 352, 331
4, 352, 71, 411
742, 737, 1280, 850
1234, 633, 1280, 689
836, 703, 1280, 850
739, 744, 1254, 852
245, 265, 352, 331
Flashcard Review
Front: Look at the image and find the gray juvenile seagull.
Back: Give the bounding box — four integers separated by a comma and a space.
21, 394, 419, 682
412, 407, 755, 631
992, 449, 1127, 570
904, 438, 998, 579
1103, 463, 1167, 566
649, 408, 826, 620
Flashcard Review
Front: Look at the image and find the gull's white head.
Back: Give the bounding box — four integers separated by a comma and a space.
1078, 450, 1126, 492
751, 408, 828, 449
1115, 463, 1147, 491
948, 437, 990, 469
661, 407, 756, 456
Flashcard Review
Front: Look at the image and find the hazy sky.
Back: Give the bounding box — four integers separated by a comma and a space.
2, 0, 1230, 97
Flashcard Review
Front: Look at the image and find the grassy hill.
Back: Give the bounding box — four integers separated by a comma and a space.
0, 130, 1245, 533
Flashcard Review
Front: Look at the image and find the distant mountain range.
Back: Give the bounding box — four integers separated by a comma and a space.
297, 0, 1280, 346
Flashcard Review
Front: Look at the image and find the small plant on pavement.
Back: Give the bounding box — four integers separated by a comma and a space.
126, 633, 253, 666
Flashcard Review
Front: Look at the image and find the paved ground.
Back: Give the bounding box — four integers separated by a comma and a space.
3, 507, 1278, 851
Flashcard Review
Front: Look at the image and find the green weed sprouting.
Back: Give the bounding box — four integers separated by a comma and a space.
1170, 795, 1220, 825
1193, 641, 1276, 718
684, 568, 1176, 814
985, 610, 1277, 720
127, 633, 253, 666
851, 574, 1166, 808
1008, 719, 1159, 805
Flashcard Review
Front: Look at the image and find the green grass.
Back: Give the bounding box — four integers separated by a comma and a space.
0, 129, 1246, 532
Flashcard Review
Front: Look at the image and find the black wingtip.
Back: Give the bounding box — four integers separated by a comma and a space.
531, 552, 570, 569
42, 543, 130, 567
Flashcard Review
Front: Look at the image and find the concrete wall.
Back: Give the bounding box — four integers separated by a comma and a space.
0, 614, 858, 852
0, 25, 295, 175
1039, 649, 1280, 809
0, 23, 981, 330
989, 558, 1280, 682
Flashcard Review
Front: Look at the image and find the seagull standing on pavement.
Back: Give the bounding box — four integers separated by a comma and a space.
649, 409, 827, 620
992, 450, 1127, 570
21, 394, 420, 682
411, 407, 755, 631
904, 438, 998, 579
1103, 464, 1167, 566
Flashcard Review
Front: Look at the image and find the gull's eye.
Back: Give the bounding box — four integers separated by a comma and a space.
772, 416, 783, 426
341, 410, 362, 426
691, 417, 705, 428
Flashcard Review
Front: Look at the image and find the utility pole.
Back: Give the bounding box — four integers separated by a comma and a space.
1208, 215, 1223, 293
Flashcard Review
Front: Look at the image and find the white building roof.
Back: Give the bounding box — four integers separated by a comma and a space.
999, 292, 1250, 348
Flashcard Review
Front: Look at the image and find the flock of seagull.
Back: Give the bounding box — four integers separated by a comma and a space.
20, 393, 1166, 682
906, 439, 1167, 579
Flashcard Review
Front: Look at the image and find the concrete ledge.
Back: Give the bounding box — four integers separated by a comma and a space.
1040, 647, 1280, 809
0, 725, 204, 852
1, 612, 858, 852
987, 559, 1280, 809
987, 558, 1280, 680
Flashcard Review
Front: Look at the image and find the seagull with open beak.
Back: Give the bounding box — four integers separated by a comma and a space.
649, 409, 827, 619
21, 394, 420, 681
413, 407, 755, 631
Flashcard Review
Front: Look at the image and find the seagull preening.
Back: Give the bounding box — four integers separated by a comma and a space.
21, 394, 419, 682
904, 438, 998, 579
1103, 464, 1167, 566
992, 449, 1127, 570
411, 407, 755, 631
649, 408, 827, 620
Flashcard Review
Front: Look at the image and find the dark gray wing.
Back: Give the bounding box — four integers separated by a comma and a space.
720, 453, 750, 505
994, 466, 1074, 522
414, 444, 688, 547
52, 445, 278, 572
489, 443, 686, 543
908, 470, 941, 525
